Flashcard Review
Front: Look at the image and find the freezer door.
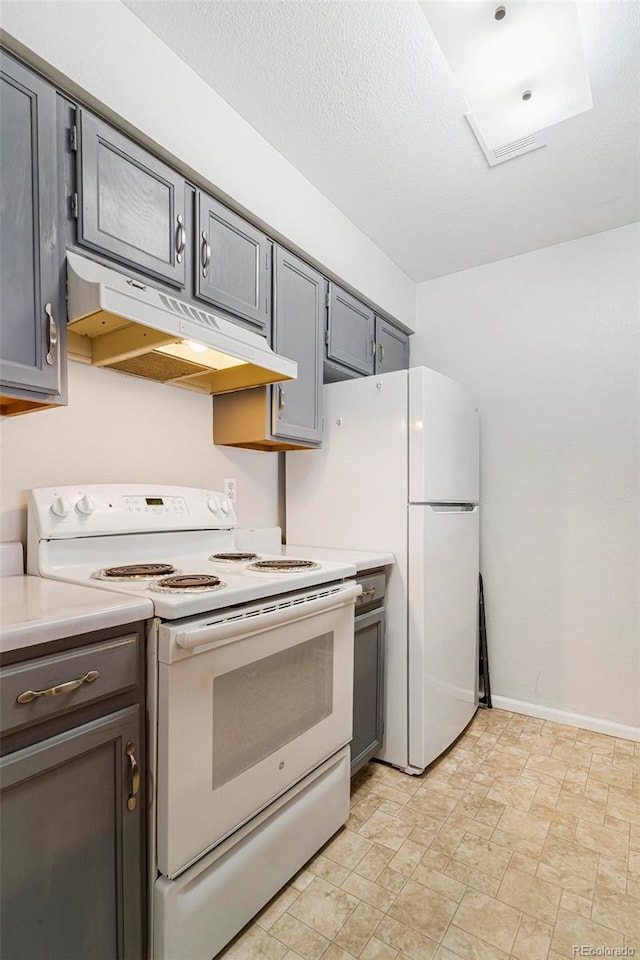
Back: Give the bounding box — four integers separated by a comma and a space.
409, 367, 479, 504
408, 504, 479, 772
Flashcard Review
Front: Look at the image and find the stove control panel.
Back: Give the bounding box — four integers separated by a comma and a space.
29, 485, 238, 538
123, 495, 188, 516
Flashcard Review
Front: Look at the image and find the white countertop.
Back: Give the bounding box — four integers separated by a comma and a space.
0, 576, 153, 654
282, 544, 394, 574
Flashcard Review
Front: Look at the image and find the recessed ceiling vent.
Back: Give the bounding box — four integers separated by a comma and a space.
466, 113, 546, 167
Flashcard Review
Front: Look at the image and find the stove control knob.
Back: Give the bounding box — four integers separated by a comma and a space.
76, 494, 96, 516
207, 497, 219, 514
220, 498, 231, 515
50, 495, 72, 519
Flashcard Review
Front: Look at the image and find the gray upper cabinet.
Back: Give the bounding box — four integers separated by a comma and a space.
0, 705, 143, 960
327, 284, 375, 376
375, 316, 409, 374
212, 246, 324, 450
271, 247, 324, 445
196, 191, 271, 333
0, 52, 65, 414
75, 109, 187, 288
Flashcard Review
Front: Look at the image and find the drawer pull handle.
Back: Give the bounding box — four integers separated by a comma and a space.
16, 670, 100, 704
126, 741, 140, 812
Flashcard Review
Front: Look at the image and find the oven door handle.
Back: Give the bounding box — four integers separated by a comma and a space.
174, 582, 362, 651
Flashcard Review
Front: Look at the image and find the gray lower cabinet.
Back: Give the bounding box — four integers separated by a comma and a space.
75, 108, 187, 288
351, 607, 385, 777
0, 624, 145, 960
375, 316, 409, 374
196, 190, 271, 333
326, 284, 375, 377
0, 51, 65, 416
0, 704, 143, 960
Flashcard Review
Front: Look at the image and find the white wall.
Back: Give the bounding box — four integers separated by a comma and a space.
0, 0, 415, 330
0, 362, 279, 544
412, 223, 640, 739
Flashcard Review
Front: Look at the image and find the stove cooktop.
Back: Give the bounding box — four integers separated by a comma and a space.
46, 555, 354, 619
34, 540, 355, 620
27, 485, 358, 620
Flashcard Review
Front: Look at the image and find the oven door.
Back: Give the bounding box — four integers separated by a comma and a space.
156, 582, 359, 878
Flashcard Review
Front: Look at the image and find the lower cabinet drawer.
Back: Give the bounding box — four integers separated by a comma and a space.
0, 634, 138, 736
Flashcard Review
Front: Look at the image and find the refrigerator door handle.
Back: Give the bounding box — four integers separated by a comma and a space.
427, 504, 477, 512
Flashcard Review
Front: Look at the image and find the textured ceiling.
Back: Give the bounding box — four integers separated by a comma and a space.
124, 0, 639, 283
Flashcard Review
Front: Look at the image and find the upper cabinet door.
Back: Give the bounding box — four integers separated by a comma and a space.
327, 285, 375, 376
0, 54, 61, 397
196, 191, 270, 333
76, 109, 187, 287
375, 316, 409, 374
271, 247, 324, 445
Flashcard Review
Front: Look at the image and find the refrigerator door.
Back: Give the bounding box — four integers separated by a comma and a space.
408, 503, 479, 772
409, 367, 479, 504
286, 370, 411, 768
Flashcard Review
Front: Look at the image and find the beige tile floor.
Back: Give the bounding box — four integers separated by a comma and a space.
219, 709, 640, 960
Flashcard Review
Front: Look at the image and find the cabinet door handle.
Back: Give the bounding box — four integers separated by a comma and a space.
378, 342, 384, 366
201, 231, 211, 278
176, 214, 186, 264
126, 741, 140, 812
45, 303, 57, 366
16, 670, 99, 704
278, 384, 286, 417
369, 339, 375, 358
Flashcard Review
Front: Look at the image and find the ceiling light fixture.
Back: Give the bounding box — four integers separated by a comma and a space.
420, 1, 593, 149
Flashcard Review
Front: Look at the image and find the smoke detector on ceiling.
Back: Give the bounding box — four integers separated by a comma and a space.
466, 113, 546, 167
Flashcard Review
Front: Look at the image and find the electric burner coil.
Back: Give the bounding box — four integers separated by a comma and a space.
246, 559, 321, 573
209, 552, 260, 563
149, 574, 227, 594
92, 563, 179, 581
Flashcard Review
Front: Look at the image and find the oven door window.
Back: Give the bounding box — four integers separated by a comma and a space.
212, 633, 333, 789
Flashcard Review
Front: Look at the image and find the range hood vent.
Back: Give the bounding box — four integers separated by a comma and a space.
66, 252, 296, 395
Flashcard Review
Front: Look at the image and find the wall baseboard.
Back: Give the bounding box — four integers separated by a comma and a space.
490, 696, 640, 743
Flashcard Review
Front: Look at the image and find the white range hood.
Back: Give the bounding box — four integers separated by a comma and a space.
66, 252, 297, 395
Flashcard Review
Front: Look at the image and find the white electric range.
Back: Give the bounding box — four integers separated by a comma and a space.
27, 484, 360, 960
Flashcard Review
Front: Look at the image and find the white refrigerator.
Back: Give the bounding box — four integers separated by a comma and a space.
286, 366, 480, 774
